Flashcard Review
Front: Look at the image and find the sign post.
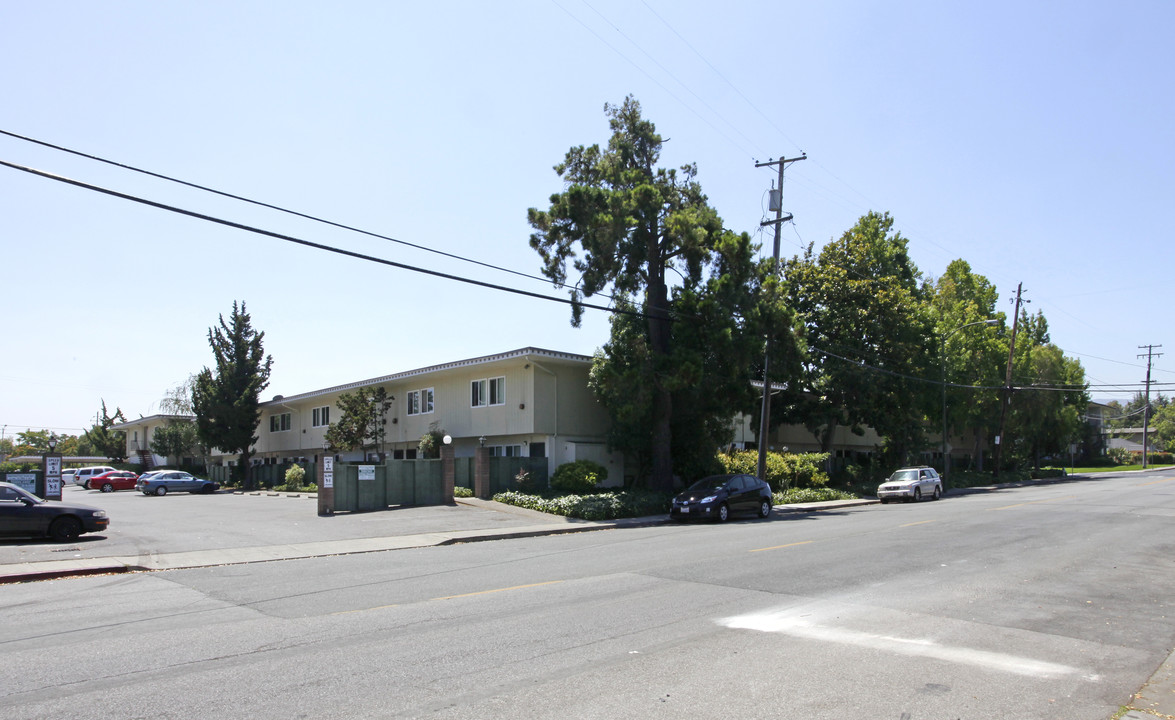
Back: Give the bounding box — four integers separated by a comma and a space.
42, 433, 62, 501
318, 451, 334, 516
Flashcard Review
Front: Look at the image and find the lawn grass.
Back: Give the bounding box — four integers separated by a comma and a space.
1069, 463, 1175, 474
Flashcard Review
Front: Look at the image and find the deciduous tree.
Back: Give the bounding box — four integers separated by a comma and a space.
150, 421, 200, 467
930, 260, 1007, 469
784, 211, 937, 468
324, 386, 392, 459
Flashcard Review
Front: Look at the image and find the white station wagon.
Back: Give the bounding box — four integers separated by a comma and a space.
877, 466, 943, 503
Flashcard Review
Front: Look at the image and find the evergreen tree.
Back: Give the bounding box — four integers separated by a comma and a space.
191, 302, 272, 489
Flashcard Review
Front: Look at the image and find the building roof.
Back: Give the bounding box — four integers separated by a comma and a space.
111, 414, 195, 432
260, 347, 593, 407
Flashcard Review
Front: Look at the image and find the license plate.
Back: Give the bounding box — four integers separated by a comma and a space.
681, 506, 689, 513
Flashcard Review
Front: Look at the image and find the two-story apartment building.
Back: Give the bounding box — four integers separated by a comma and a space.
116, 347, 627, 484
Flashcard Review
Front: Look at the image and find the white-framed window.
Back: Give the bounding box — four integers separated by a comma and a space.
269, 413, 291, 432
473, 377, 505, 407
407, 388, 434, 416
488, 444, 523, 457
311, 406, 330, 428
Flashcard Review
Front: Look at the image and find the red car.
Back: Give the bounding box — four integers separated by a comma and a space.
88, 470, 139, 493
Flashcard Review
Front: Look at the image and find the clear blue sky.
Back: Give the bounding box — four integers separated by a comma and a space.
3, 0, 1171, 436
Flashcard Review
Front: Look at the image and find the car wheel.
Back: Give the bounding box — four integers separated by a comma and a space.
200, 484, 215, 494
933, 485, 942, 500
49, 516, 82, 542
101, 483, 114, 493
155, 486, 168, 496
912, 488, 922, 502
717, 503, 730, 523
758, 499, 772, 518
83, 481, 91, 490
879, 498, 888, 504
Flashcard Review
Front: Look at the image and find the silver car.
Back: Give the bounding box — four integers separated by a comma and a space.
877, 467, 943, 503
136, 471, 219, 496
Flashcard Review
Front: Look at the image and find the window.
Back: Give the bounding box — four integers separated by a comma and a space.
472, 377, 504, 407
269, 413, 291, 432
312, 406, 330, 428
488, 445, 523, 457
407, 388, 433, 416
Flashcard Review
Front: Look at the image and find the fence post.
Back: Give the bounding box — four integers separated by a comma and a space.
475, 446, 490, 499
441, 443, 455, 504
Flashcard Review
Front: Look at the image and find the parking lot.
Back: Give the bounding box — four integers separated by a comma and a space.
0, 483, 563, 568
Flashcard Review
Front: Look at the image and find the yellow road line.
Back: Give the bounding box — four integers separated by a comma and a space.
434, 580, 563, 601
331, 580, 564, 614
750, 540, 814, 553
1136, 477, 1175, 487
989, 495, 1076, 511
900, 520, 937, 528
331, 603, 399, 616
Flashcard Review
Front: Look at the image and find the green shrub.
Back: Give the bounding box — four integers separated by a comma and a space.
284, 463, 306, 486
1107, 447, 1133, 465
454, 486, 473, 498
1145, 452, 1174, 465
514, 469, 535, 493
551, 460, 607, 494
493, 489, 667, 520
944, 469, 1031, 489
718, 450, 830, 491
1030, 467, 1066, 479
773, 487, 858, 505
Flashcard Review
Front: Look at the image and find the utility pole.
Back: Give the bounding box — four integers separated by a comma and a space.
1138, 344, 1163, 469
994, 282, 1025, 477
754, 153, 805, 481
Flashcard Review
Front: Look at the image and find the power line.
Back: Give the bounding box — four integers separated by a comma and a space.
0, 158, 659, 323
0, 128, 570, 294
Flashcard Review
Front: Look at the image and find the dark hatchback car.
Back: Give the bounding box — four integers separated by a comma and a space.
0, 481, 110, 542
670, 473, 774, 522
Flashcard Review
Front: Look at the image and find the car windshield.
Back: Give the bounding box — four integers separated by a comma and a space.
889, 470, 918, 483
686, 476, 732, 492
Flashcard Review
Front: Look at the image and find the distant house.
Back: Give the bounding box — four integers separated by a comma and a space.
112, 414, 196, 468
1105, 427, 1149, 453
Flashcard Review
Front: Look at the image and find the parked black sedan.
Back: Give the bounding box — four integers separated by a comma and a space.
670, 474, 774, 522
0, 481, 109, 542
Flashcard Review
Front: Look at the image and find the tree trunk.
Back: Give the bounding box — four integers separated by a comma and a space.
240, 449, 254, 491
647, 239, 674, 492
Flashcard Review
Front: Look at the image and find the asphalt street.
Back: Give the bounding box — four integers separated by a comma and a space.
2, 471, 1174, 719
